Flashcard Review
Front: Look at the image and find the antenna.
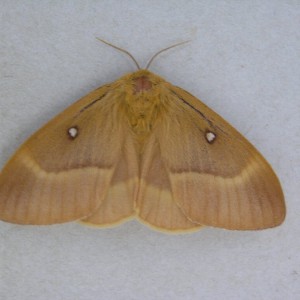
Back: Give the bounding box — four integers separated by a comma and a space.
96, 38, 141, 70
97, 38, 190, 70
145, 40, 190, 69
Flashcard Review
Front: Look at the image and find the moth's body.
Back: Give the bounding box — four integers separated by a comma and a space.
0, 70, 285, 232
113, 71, 165, 140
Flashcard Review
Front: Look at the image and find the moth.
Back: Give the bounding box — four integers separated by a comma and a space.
0, 40, 285, 232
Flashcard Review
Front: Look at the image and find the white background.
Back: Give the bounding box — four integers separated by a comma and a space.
0, 1, 299, 299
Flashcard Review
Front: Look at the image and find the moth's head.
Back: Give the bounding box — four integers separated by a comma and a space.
134, 74, 153, 93
97, 38, 189, 94
116, 69, 165, 95
130, 70, 165, 93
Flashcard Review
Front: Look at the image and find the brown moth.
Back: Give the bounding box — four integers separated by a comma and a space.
0, 40, 285, 232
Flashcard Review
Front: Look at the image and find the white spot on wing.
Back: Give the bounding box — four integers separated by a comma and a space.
206, 131, 216, 143
68, 127, 78, 138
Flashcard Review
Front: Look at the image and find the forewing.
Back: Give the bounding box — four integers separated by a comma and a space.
149, 85, 285, 230
0, 85, 134, 224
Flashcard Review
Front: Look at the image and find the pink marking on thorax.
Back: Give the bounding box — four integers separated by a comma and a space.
134, 76, 152, 93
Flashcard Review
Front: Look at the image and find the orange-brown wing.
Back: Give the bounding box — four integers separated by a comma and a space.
139, 85, 285, 230
80, 131, 138, 227
136, 134, 202, 233
0, 85, 137, 225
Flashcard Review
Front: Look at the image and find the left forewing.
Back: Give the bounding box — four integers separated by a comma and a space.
0, 85, 133, 225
